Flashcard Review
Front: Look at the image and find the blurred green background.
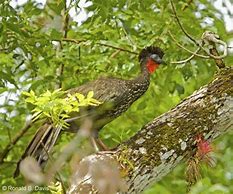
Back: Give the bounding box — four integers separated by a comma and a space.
0, 0, 232, 193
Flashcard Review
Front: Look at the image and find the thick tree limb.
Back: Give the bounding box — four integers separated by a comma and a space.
68, 67, 233, 194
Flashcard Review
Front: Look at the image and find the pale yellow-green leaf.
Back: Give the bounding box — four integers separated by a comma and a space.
87, 91, 94, 98
75, 93, 85, 101
48, 181, 63, 194
23, 89, 101, 129
21, 91, 32, 97
30, 90, 35, 96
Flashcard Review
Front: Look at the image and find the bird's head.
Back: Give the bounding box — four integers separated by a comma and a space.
139, 46, 166, 74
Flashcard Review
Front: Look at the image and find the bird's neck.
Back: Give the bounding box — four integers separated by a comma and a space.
129, 61, 151, 97
138, 60, 151, 84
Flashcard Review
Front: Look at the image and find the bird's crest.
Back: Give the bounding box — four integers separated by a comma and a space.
138, 46, 164, 62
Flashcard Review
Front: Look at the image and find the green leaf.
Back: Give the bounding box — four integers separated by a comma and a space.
0, 71, 17, 87
50, 29, 63, 39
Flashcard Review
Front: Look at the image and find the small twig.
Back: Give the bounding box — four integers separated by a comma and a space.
55, 0, 70, 89
59, 38, 138, 55
121, 25, 136, 49
64, 114, 89, 123
169, 31, 209, 58
58, 38, 84, 44
97, 42, 138, 55
63, 0, 69, 39
171, 51, 199, 64
13, 60, 25, 73
169, 0, 198, 45
110, 50, 121, 58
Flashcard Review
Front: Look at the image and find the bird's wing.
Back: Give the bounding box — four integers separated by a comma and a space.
65, 77, 131, 131
68, 77, 129, 104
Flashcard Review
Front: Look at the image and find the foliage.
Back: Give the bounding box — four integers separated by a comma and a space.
48, 182, 63, 194
0, 0, 232, 193
22, 89, 101, 127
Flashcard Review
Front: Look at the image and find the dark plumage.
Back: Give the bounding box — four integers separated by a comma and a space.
14, 46, 165, 177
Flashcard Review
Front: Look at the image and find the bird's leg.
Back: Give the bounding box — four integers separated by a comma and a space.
90, 136, 100, 152
90, 129, 102, 152
90, 130, 109, 151
96, 138, 109, 151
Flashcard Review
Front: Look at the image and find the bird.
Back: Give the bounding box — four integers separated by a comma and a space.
14, 46, 165, 177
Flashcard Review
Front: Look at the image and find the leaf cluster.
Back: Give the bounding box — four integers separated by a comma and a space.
22, 89, 101, 128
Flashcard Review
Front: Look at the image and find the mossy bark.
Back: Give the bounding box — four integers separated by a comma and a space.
68, 67, 233, 194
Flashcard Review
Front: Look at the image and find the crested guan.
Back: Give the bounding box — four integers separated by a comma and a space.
14, 46, 165, 177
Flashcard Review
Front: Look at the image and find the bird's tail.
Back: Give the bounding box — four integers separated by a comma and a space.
14, 122, 62, 177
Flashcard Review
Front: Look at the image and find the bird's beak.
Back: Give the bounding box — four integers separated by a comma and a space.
156, 57, 167, 65
160, 59, 167, 65
150, 54, 166, 65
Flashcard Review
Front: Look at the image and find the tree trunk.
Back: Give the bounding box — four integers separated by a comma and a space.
67, 67, 233, 194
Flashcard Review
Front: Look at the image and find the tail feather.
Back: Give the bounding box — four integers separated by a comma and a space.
14, 123, 62, 177
37, 124, 62, 164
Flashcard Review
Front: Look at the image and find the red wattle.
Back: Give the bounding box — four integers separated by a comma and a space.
146, 59, 159, 74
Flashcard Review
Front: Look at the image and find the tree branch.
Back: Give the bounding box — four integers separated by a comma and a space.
55, 0, 70, 89
67, 67, 233, 194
